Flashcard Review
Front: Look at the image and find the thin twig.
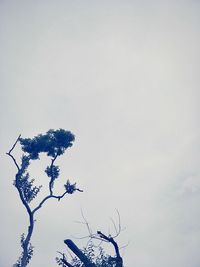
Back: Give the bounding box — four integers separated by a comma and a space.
111, 209, 121, 238
7, 134, 21, 154
6, 134, 21, 171
120, 240, 130, 249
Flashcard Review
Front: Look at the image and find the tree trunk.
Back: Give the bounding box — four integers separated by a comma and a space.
20, 213, 34, 267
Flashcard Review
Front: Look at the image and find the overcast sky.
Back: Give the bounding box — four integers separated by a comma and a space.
1, 1, 200, 267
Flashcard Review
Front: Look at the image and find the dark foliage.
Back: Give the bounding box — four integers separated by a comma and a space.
45, 165, 60, 179
64, 180, 77, 194
19, 129, 75, 159
14, 155, 41, 203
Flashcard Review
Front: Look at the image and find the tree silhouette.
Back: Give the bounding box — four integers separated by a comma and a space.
60, 233, 123, 267
7, 129, 82, 267
56, 212, 124, 267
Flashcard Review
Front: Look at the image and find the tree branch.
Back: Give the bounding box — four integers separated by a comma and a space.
49, 155, 58, 195
57, 252, 75, 267
6, 134, 21, 171
7, 135, 32, 216
110, 209, 121, 238
15, 175, 32, 215
97, 231, 123, 266
64, 239, 96, 267
60, 258, 74, 267
32, 189, 82, 214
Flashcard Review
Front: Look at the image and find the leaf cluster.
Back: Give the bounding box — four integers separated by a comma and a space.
15, 155, 41, 203
19, 129, 75, 160
45, 165, 60, 190
64, 180, 77, 194
45, 165, 60, 180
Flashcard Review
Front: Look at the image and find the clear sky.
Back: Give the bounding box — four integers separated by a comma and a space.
1, 1, 200, 267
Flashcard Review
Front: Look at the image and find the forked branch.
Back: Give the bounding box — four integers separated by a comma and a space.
6, 134, 21, 171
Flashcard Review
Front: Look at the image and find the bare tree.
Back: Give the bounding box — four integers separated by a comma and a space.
7, 129, 82, 267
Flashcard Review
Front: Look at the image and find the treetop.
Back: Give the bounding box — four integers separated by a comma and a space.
19, 129, 75, 160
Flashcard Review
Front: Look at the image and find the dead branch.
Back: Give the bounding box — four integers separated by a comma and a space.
64, 239, 96, 267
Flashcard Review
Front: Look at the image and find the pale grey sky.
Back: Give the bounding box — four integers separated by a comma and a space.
1, 1, 200, 267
